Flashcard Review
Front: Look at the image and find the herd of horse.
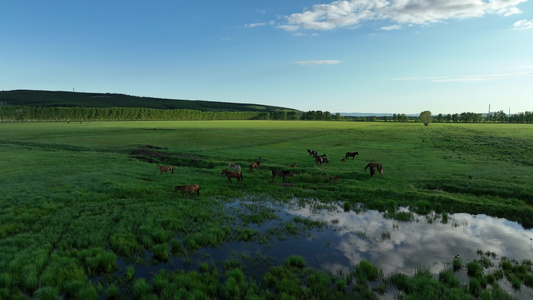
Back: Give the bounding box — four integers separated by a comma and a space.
158, 149, 382, 198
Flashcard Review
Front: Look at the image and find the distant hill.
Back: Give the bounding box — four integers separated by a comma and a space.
0, 90, 297, 112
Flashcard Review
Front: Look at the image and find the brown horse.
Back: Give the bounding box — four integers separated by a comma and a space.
228, 163, 241, 173
288, 162, 297, 168
174, 184, 200, 198
249, 161, 261, 173
158, 165, 173, 174
272, 170, 295, 183
315, 156, 329, 165
221, 169, 243, 183
364, 163, 383, 177
345, 152, 359, 159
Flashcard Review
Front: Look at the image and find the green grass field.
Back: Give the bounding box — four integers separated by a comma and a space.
1, 121, 532, 299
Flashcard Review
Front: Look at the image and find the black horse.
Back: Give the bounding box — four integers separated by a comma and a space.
345, 152, 359, 159
272, 170, 295, 183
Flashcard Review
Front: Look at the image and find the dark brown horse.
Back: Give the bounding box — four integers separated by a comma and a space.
158, 165, 173, 174
221, 169, 243, 183
345, 152, 359, 159
364, 163, 383, 177
249, 161, 261, 173
272, 170, 295, 183
174, 184, 200, 198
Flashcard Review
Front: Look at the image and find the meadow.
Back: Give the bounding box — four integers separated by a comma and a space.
0, 120, 532, 299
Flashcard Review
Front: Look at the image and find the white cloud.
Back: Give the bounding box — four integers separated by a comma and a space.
279, 0, 527, 31
245, 22, 266, 28
380, 24, 401, 30
513, 19, 533, 30
294, 60, 341, 65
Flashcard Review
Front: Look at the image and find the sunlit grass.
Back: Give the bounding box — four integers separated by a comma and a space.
0, 120, 531, 298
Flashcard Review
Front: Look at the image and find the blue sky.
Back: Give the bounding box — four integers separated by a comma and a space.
1, 1, 532, 114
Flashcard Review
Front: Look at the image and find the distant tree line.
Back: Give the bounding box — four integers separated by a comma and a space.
0, 106, 275, 122
1, 106, 532, 123
300, 111, 343, 120
428, 111, 533, 123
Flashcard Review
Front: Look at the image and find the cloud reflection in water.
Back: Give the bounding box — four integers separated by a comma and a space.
282, 201, 533, 277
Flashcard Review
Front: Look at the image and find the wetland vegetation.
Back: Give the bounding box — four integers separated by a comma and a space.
0, 121, 532, 299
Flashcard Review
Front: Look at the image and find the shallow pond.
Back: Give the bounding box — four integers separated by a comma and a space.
130, 197, 533, 298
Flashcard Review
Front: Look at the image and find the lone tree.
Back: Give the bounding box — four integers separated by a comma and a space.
420, 110, 432, 126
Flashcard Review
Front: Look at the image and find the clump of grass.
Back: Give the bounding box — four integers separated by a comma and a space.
467, 261, 482, 278
106, 283, 119, 299
224, 259, 243, 270
133, 278, 153, 299
438, 270, 460, 288
285, 255, 306, 268
441, 212, 448, 224
453, 258, 462, 271
126, 266, 135, 281
34, 286, 59, 300
354, 260, 379, 282
169, 238, 186, 256
110, 233, 138, 257
152, 243, 169, 262
381, 230, 391, 240
343, 202, 351, 212
237, 227, 258, 241
62, 280, 84, 298
469, 278, 482, 297
391, 211, 413, 222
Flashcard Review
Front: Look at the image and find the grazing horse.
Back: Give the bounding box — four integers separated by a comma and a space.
272, 170, 295, 183
174, 184, 200, 198
221, 169, 243, 183
345, 152, 359, 159
158, 165, 173, 174
228, 163, 241, 173
289, 163, 297, 168
307, 149, 318, 156
249, 161, 261, 173
315, 156, 329, 165
364, 163, 383, 177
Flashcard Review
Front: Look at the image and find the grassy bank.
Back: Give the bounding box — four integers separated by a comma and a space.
0, 121, 531, 298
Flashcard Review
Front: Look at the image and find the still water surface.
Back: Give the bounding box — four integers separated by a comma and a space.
132, 198, 533, 298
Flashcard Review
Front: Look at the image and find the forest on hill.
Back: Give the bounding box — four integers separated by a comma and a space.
0, 90, 295, 112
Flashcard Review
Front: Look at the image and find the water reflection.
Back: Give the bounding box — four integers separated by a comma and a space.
130, 198, 533, 299
282, 201, 533, 277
